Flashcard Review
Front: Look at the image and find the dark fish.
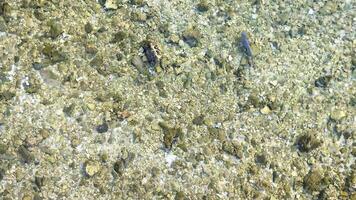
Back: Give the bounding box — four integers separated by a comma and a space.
240, 32, 253, 66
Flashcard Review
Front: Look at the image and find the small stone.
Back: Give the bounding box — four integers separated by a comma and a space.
84, 160, 100, 177
182, 29, 200, 48
104, 0, 118, 10
101, 153, 109, 162
296, 132, 321, 153
130, 0, 145, 6
330, 109, 346, 121
111, 31, 126, 43
182, 35, 198, 47
314, 75, 332, 88
42, 44, 66, 63
0, 168, 5, 181
22, 194, 32, 200
35, 176, 45, 190
84, 22, 93, 33
90, 55, 103, 67
0, 2, 11, 17
48, 21, 63, 39
132, 55, 145, 69
131, 11, 147, 22
0, 143, 7, 154
248, 94, 261, 108
142, 40, 161, 68
240, 57, 249, 66
175, 191, 185, 200
303, 168, 324, 192
222, 141, 243, 159
159, 122, 183, 149
32, 62, 45, 70
0, 91, 15, 101
113, 158, 126, 175
169, 34, 180, 44
18, 145, 35, 163
86, 103, 96, 110
260, 106, 271, 114
116, 52, 123, 61
85, 44, 98, 55
39, 129, 50, 140
192, 115, 205, 125
33, 193, 42, 200
255, 154, 268, 165
96, 123, 108, 133
34, 9, 45, 21
196, 1, 209, 12
63, 103, 75, 117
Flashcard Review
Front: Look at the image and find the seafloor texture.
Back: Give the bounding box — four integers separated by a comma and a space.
0, 0, 355, 199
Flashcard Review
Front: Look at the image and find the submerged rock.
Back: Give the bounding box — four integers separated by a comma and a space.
18, 145, 35, 164
296, 132, 321, 153
314, 75, 332, 88
303, 168, 325, 192
84, 160, 101, 177
96, 123, 109, 133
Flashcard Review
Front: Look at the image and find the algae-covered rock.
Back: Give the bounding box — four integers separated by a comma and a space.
84, 22, 93, 33
0, 2, 11, 19
182, 29, 200, 47
159, 122, 183, 150
35, 176, 46, 190
130, 0, 145, 6
18, 145, 35, 164
23, 76, 41, 94
0, 91, 15, 101
303, 168, 324, 192
111, 31, 127, 43
48, 20, 63, 39
0, 168, 5, 181
42, 44, 67, 63
295, 132, 321, 153
192, 114, 205, 125
113, 152, 135, 176
255, 153, 268, 166
222, 141, 243, 159
196, 1, 209, 12
248, 94, 262, 108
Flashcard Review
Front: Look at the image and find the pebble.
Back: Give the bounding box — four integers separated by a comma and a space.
103, 0, 118, 10
131, 56, 144, 69
296, 133, 321, 153
192, 115, 205, 125
183, 35, 198, 47
84, 160, 100, 177
48, 21, 63, 39
96, 123, 108, 133
303, 168, 324, 192
84, 22, 93, 33
182, 30, 200, 48
330, 109, 346, 121
196, 1, 209, 12
314, 75, 331, 88
18, 145, 35, 163
260, 106, 271, 114
32, 62, 45, 70
0, 168, 4, 181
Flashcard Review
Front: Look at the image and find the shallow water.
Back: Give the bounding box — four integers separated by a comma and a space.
0, 1, 355, 199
